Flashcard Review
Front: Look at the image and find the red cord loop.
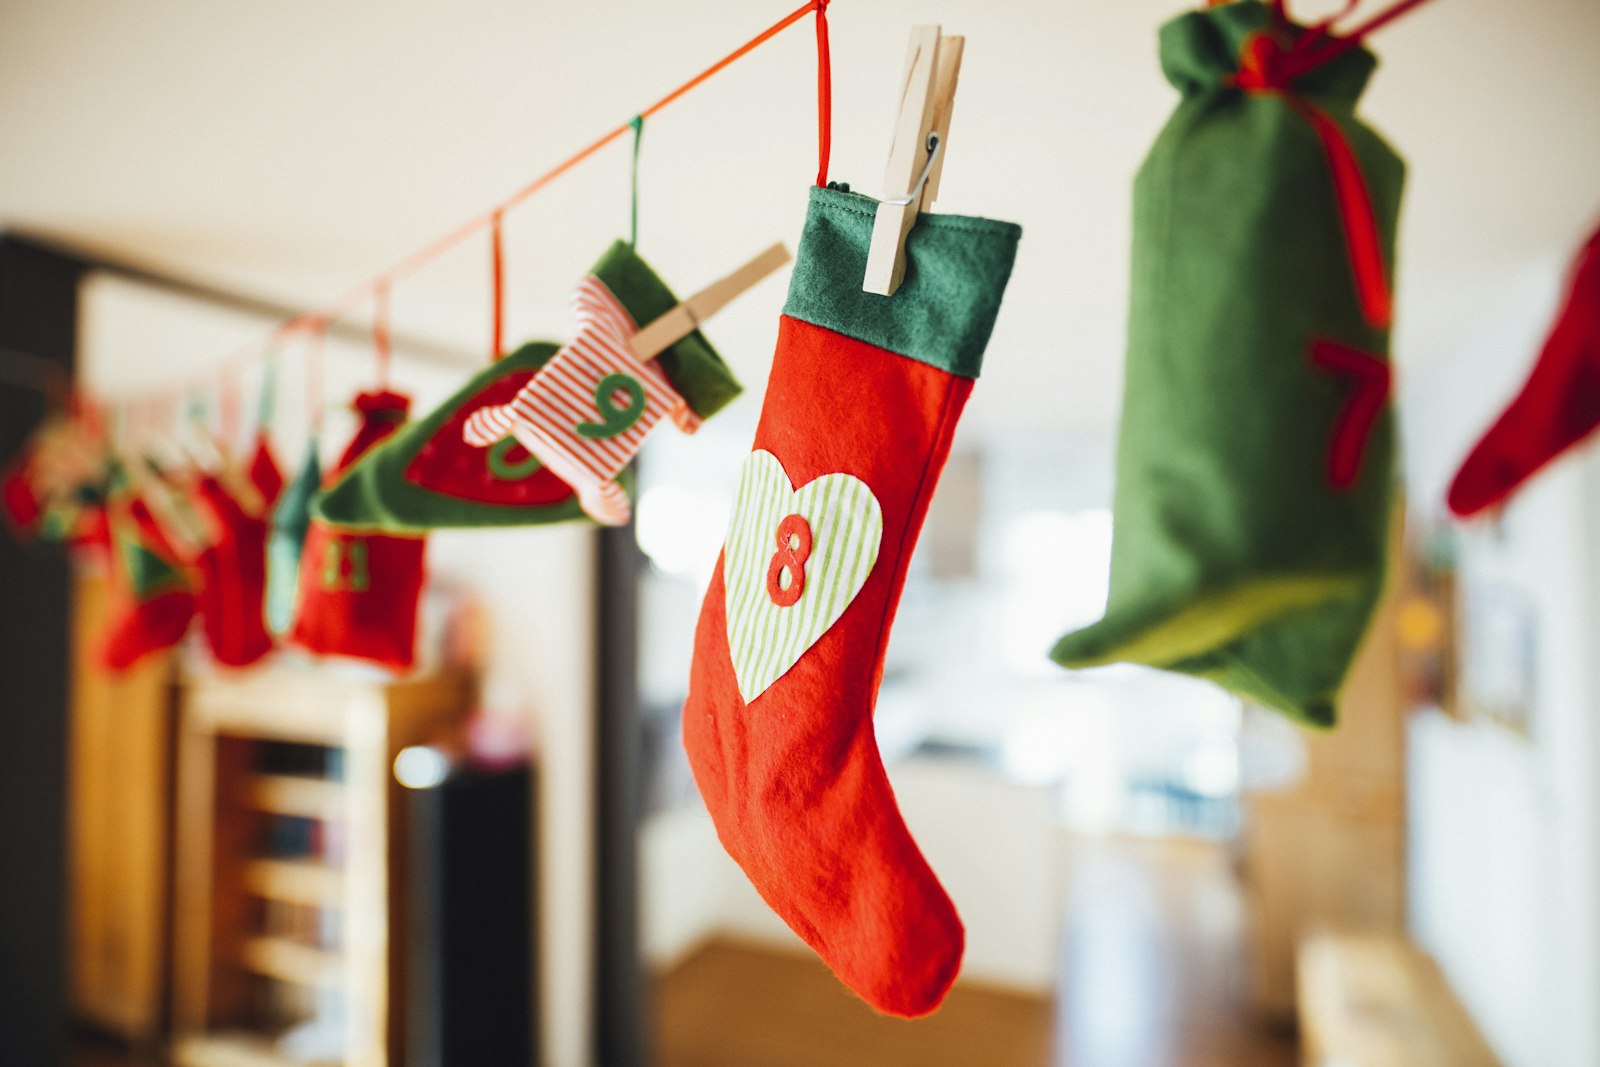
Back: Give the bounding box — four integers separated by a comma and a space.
373, 281, 392, 387
305, 317, 327, 436
814, 0, 832, 187
490, 210, 506, 361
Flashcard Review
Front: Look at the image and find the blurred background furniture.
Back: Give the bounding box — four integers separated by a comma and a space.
69, 572, 179, 1047
1297, 931, 1500, 1066
170, 670, 471, 1067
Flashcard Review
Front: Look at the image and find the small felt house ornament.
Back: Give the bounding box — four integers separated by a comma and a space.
290, 390, 427, 671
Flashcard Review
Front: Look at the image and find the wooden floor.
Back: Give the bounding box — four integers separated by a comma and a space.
654, 837, 1298, 1067
654, 940, 1054, 1067
71, 838, 1295, 1067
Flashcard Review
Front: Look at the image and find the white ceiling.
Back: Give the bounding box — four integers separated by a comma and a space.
2, 0, 1598, 438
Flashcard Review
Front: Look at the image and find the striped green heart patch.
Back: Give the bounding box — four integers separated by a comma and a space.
723, 449, 883, 703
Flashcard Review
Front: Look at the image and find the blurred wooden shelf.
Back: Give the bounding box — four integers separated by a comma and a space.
239, 936, 341, 988
242, 859, 343, 909
1298, 932, 1500, 1066
172, 1031, 335, 1067
69, 572, 178, 1043
172, 669, 473, 1067
242, 775, 345, 821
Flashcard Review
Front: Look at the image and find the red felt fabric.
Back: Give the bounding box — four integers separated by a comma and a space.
682, 315, 969, 1018
100, 497, 197, 671
289, 390, 426, 671
403, 367, 576, 506
193, 476, 274, 668
248, 432, 285, 506
1448, 226, 1600, 517
1, 450, 43, 535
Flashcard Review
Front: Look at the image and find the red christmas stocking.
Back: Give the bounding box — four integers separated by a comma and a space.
248, 430, 285, 506
101, 493, 197, 671
1448, 226, 1600, 517
193, 475, 274, 668
290, 390, 426, 671
682, 186, 1020, 1017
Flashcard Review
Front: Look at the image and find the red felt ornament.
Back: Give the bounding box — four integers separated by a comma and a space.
100, 494, 197, 671
192, 474, 274, 668
1448, 226, 1600, 517
248, 431, 285, 506
289, 389, 426, 671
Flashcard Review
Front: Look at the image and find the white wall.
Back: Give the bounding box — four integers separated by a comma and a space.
78, 273, 598, 1067
1401, 260, 1600, 1067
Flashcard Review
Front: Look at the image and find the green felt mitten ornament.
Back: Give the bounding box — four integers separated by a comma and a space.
314, 240, 741, 532
1051, 1, 1405, 727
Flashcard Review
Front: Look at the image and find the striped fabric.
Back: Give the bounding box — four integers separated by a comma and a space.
722, 449, 883, 703
462, 274, 701, 526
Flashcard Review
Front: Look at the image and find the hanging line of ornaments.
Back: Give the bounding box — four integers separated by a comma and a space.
42, 0, 1446, 434
76, 0, 834, 436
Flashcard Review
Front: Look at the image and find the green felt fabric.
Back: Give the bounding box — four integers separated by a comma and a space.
1050, 0, 1406, 728
313, 242, 730, 532
123, 540, 185, 600
783, 185, 1022, 380
591, 240, 742, 419
267, 448, 320, 634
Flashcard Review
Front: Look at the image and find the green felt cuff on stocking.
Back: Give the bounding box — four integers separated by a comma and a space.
313, 242, 732, 532
1049, 0, 1405, 728
783, 186, 1022, 379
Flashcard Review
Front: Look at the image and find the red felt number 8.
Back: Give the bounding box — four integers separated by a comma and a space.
765, 513, 812, 608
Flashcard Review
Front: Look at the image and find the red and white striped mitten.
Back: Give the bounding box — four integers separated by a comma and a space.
462, 275, 699, 525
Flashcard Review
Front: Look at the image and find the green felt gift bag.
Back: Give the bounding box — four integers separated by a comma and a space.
314, 240, 742, 532
1051, 1, 1405, 727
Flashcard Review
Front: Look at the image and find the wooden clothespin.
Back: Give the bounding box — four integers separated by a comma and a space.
630, 242, 792, 362
863, 25, 964, 297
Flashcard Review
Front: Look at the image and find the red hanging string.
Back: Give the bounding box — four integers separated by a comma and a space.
1276, 0, 1440, 82
219, 367, 241, 448
87, 1, 844, 408
315, 0, 827, 328
815, 0, 832, 187
373, 281, 392, 388
490, 209, 506, 360
1289, 97, 1392, 328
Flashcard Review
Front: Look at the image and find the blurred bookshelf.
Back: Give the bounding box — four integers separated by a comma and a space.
170, 670, 472, 1067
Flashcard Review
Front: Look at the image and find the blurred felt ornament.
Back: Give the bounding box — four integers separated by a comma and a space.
1447, 225, 1600, 517
266, 445, 320, 634
1050, 0, 1405, 727
99, 486, 198, 672
291, 390, 426, 671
